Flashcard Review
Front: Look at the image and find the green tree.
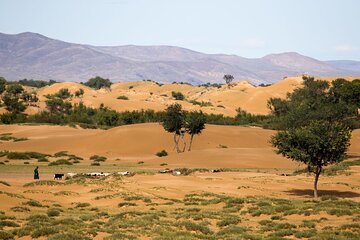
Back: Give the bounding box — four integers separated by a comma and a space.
270, 121, 351, 198
171, 91, 185, 101
162, 103, 185, 153
55, 88, 71, 99
267, 76, 359, 129
84, 76, 112, 90
0, 77, 6, 94
223, 74, 234, 86
45, 98, 72, 115
3, 84, 26, 114
75, 88, 84, 98
185, 111, 206, 151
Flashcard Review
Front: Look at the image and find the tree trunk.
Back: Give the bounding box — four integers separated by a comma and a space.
188, 134, 194, 151
181, 132, 186, 153
313, 167, 321, 198
174, 133, 180, 153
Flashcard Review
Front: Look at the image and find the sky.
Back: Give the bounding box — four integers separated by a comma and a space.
0, 0, 359, 60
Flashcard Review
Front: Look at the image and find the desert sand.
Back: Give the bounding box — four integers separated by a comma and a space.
0, 77, 359, 239
16, 76, 359, 117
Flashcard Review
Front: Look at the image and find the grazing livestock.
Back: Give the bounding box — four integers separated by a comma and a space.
54, 173, 64, 180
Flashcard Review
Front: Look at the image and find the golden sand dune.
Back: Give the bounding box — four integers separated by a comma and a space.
19, 76, 356, 117
1, 123, 359, 170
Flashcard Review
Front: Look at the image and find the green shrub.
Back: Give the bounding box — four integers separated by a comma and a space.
84, 76, 112, 90
172, 91, 185, 100
117, 95, 129, 100
7, 152, 30, 159
91, 162, 100, 166
10, 206, 30, 212
23, 200, 43, 207
54, 151, 68, 157
47, 208, 61, 217
0, 220, 20, 227
118, 202, 137, 207
89, 155, 107, 162
189, 100, 213, 107
156, 150, 168, 157
217, 216, 241, 227
6, 151, 49, 160
48, 159, 73, 166
75, 202, 90, 208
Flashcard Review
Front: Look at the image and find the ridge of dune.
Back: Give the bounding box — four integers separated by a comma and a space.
5, 75, 360, 117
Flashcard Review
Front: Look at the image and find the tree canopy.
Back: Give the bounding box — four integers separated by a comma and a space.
84, 76, 112, 90
268, 76, 360, 129
223, 74, 234, 85
271, 120, 352, 197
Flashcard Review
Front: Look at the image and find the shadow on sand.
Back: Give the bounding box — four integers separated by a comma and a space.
285, 189, 360, 198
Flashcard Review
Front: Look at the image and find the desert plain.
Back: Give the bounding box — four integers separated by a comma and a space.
0, 76, 360, 240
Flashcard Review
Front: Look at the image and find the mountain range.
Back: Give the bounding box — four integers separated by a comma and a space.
0, 32, 359, 85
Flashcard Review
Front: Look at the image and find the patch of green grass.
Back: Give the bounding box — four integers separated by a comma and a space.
54, 191, 79, 196
294, 229, 317, 238
24, 180, 64, 187
0, 230, 14, 240
176, 220, 213, 235
217, 215, 241, 227
0, 191, 25, 199
10, 206, 30, 212
23, 200, 43, 207
0, 133, 28, 142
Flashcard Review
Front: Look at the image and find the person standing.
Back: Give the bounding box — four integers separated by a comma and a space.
34, 166, 39, 180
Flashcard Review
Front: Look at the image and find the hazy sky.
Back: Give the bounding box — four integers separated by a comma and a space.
1, 0, 359, 60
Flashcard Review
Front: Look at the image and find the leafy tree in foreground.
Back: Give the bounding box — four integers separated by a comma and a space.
270, 120, 351, 198
162, 103, 185, 153
186, 111, 206, 151
84, 76, 112, 90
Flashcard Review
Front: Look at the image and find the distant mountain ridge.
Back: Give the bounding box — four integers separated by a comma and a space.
0, 32, 359, 84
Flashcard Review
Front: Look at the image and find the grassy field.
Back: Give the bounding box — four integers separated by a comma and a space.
0, 174, 360, 240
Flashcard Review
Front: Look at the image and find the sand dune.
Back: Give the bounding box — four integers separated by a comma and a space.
1, 123, 359, 170
3, 76, 354, 117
